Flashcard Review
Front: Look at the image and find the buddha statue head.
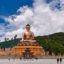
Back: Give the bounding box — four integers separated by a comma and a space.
25, 24, 30, 31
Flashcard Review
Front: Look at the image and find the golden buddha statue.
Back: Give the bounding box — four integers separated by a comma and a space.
20, 24, 36, 45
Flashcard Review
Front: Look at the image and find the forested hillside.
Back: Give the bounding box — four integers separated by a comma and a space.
36, 32, 64, 55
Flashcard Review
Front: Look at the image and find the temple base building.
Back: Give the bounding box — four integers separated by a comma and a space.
12, 41, 45, 59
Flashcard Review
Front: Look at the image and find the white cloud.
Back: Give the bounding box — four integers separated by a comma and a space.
1, 0, 64, 41
60, 0, 64, 10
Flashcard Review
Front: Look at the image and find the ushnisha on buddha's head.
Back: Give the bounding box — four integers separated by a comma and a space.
25, 24, 30, 31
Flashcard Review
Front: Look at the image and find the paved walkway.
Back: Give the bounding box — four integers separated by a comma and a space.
0, 59, 63, 64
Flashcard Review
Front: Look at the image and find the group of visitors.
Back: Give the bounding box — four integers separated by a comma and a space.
57, 58, 62, 64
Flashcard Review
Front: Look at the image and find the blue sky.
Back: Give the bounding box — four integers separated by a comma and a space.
0, 0, 33, 16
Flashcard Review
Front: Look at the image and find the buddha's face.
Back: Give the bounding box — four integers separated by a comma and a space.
26, 25, 30, 31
